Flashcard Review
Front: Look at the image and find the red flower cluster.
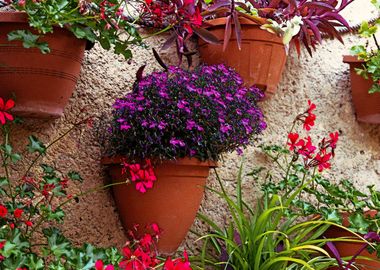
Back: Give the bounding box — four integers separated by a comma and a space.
0, 98, 14, 125
288, 101, 339, 172
122, 159, 157, 193
164, 250, 192, 270
94, 223, 192, 269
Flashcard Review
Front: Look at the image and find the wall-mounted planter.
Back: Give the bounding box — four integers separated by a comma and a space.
0, 12, 86, 118
323, 211, 380, 269
343, 55, 380, 124
198, 17, 287, 97
102, 157, 217, 254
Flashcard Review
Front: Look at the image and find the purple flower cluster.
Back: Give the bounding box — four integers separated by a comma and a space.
109, 64, 266, 161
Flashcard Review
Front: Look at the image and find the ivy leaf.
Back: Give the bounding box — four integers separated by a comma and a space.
7, 30, 50, 54
68, 171, 83, 182
349, 212, 370, 234
28, 136, 46, 155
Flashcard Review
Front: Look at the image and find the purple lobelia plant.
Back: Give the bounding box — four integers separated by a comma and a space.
107, 64, 266, 162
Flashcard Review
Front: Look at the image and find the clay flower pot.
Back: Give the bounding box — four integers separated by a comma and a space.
198, 17, 287, 97
102, 157, 217, 254
0, 12, 86, 118
324, 211, 380, 269
343, 55, 380, 124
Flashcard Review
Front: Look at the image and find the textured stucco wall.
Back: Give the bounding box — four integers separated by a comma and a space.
13, 0, 380, 253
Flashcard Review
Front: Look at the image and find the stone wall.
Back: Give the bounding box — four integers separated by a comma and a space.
14, 0, 380, 252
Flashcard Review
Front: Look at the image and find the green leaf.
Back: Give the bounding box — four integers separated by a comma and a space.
359, 21, 378, 38
68, 171, 83, 182
349, 212, 370, 234
28, 136, 46, 154
7, 30, 50, 54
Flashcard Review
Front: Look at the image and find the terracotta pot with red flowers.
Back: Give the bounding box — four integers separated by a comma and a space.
139, 0, 352, 97
102, 64, 266, 254
1, 0, 145, 118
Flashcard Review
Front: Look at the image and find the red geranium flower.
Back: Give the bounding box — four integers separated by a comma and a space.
14, 208, 23, 219
287, 132, 299, 150
315, 153, 332, 172
0, 205, 7, 218
25, 220, 33, 227
0, 98, 15, 125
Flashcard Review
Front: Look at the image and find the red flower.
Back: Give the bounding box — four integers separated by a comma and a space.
9, 223, 14, 229
122, 159, 157, 193
315, 153, 332, 172
151, 223, 160, 235
25, 220, 33, 227
0, 98, 14, 125
307, 100, 316, 114
303, 113, 316, 131
0, 205, 7, 218
329, 131, 339, 148
287, 132, 299, 150
14, 208, 23, 219
95, 260, 104, 270
0, 241, 5, 249
296, 136, 316, 158
164, 250, 192, 270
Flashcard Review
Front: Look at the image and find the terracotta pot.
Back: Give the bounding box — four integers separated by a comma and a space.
343, 55, 380, 124
0, 12, 86, 118
198, 17, 287, 97
324, 211, 380, 269
102, 157, 217, 254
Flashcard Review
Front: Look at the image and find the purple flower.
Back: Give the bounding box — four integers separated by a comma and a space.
170, 138, 185, 147
110, 64, 266, 161
120, 123, 131, 131
220, 124, 232, 133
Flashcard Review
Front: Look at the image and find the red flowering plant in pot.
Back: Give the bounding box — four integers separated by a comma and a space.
138, 0, 353, 96
0, 97, 194, 269
101, 64, 266, 254
257, 101, 380, 269
0, 0, 145, 118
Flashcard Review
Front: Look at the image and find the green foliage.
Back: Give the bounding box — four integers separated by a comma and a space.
7, 0, 145, 59
350, 1, 380, 93
7, 30, 50, 54
195, 163, 345, 270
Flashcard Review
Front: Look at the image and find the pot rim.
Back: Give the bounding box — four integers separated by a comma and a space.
204, 17, 259, 27
0, 11, 28, 23
343, 54, 365, 64
101, 156, 218, 168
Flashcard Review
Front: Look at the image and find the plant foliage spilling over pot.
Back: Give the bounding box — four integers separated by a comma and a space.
0, 0, 144, 118
138, 0, 353, 95
103, 64, 266, 253
344, 1, 380, 124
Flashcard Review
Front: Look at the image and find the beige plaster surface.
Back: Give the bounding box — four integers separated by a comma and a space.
11, 0, 380, 254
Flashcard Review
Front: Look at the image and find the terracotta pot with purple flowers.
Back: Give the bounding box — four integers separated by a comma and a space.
102, 64, 266, 254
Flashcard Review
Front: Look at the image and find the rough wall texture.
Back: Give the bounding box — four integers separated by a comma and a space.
12, 0, 380, 253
